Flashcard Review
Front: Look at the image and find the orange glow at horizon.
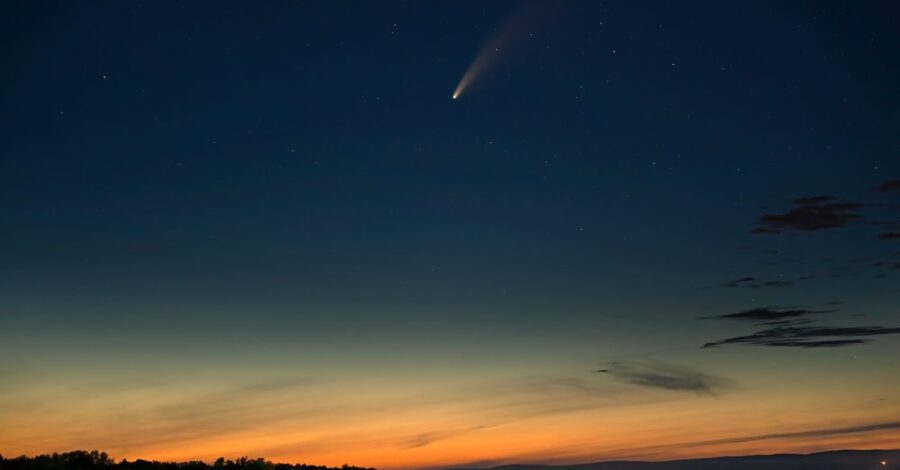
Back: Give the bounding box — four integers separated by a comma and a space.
61, 419, 900, 470
2, 371, 899, 470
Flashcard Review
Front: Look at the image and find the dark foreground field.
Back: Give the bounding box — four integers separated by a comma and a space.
453, 449, 899, 470
0, 452, 372, 470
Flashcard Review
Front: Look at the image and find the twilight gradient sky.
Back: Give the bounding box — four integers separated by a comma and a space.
1, 1, 899, 469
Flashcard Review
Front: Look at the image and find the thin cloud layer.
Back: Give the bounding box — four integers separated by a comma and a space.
878, 180, 900, 192
752, 196, 865, 234
701, 302, 900, 349
702, 325, 900, 349
702, 307, 829, 323
715, 182, 900, 351
596, 361, 731, 395
604, 421, 900, 458
722, 277, 793, 288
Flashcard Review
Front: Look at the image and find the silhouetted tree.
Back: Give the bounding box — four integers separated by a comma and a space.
0, 452, 374, 470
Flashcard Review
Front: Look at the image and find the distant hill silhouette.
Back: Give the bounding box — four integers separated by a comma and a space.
0, 451, 374, 470
451, 449, 899, 470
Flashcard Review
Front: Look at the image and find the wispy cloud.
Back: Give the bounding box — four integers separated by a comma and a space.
596, 361, 732, 395
700, 303, 900, 349
878, 180, 900, 192
722, 277, 794, 288
596, 421, 900, 459
701, 306, 830, 323
674, 421, 900, 448
400, 425, 490, 450
752, 196, 866, 234
1, 371, 677, 461
703, 325, 900, 349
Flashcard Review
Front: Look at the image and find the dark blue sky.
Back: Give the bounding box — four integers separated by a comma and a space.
1, 2, 899, 466
3, 1, 898, 326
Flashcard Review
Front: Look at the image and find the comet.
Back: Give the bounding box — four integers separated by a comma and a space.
451, 39, 499, 100
451, 2, 548, 100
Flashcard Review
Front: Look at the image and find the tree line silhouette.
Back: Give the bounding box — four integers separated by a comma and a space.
0, 451, 375, 470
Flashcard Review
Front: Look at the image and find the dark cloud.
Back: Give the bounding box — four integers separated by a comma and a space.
401, 425, 488, 449
723, 276, 756, 287
596, 361, 731, 395
722, 277, 794, 288
614, 421, 900, 456
686, 421, 900, 447
878, 180, 900, 192
757, 280, 793, 287
723, 276, 794, 288
752, 196, 866, 234
702, 302, 899, 349
794, 195, 836, 205
702, 306, 829, 323
703, 325, 900, 349
717, 183, 900, 352
568, 421, 900, 458
758, 318, 814, 327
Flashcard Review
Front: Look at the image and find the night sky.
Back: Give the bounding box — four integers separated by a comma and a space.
1, 1, 899, 468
